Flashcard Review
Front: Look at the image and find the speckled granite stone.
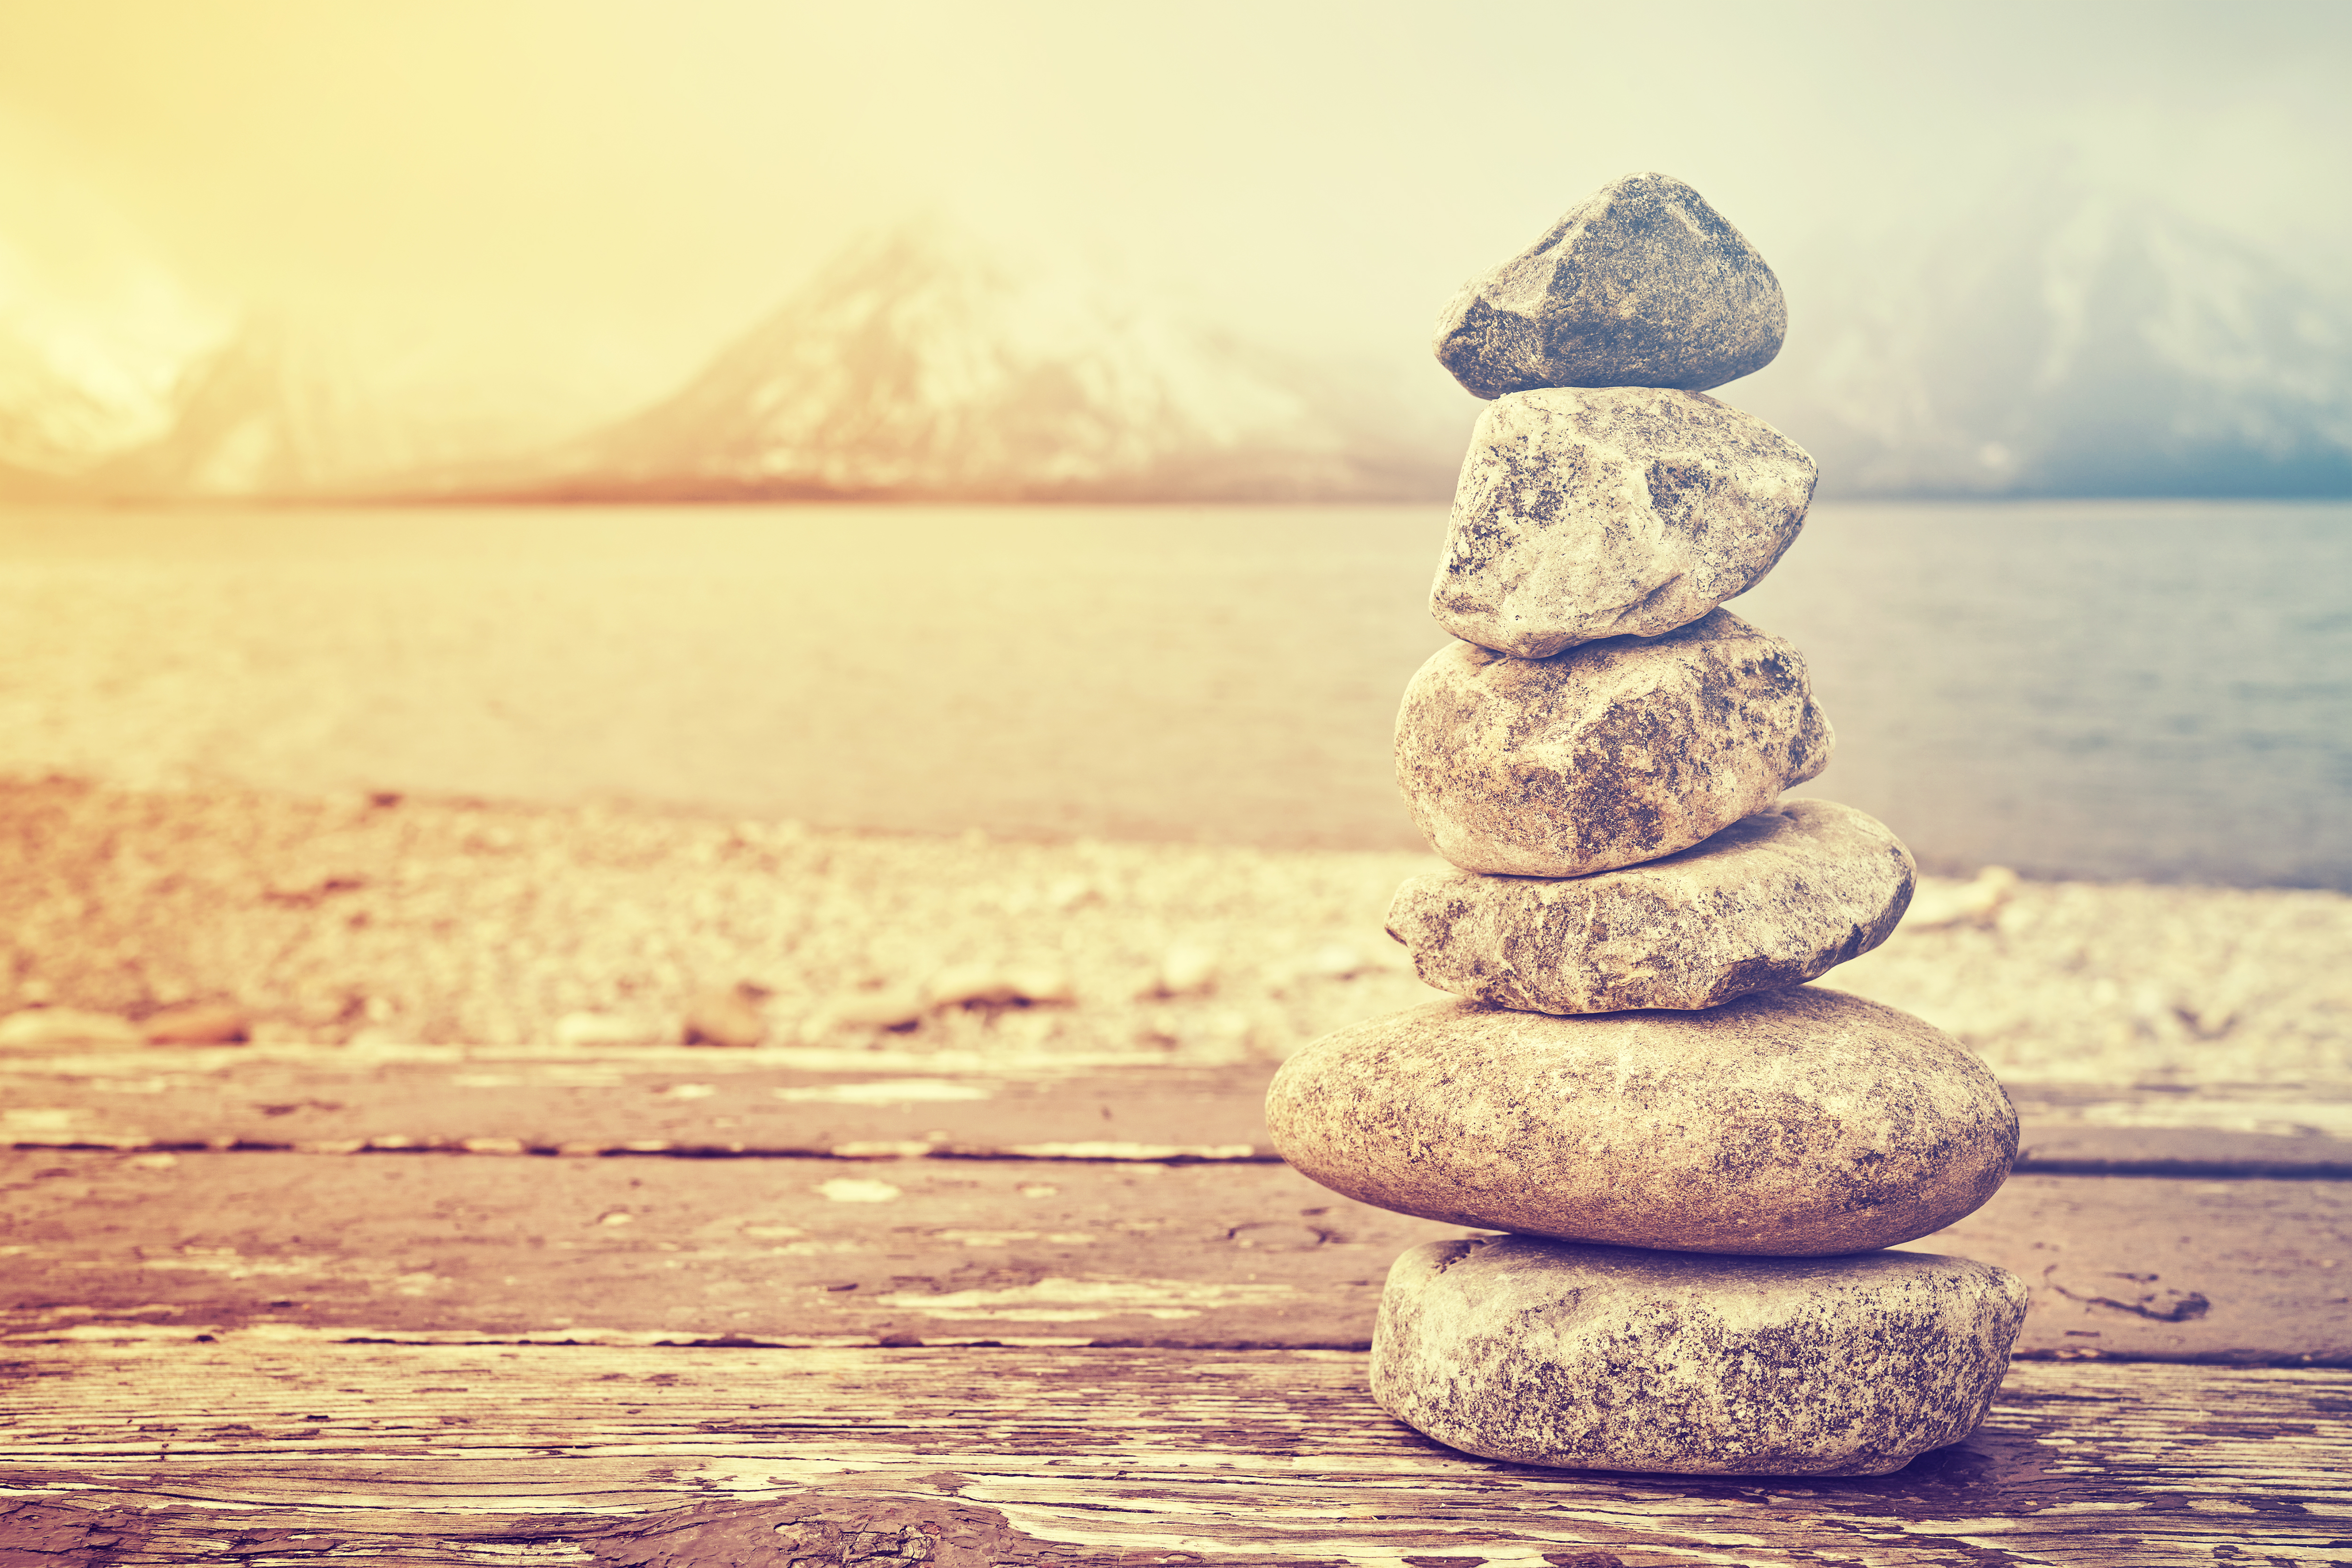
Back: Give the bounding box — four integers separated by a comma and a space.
1434, 172, 1786, 398
1385, 800, 1914, 1014
1395, 608, 1831, 878
1265, 986, 2018, 1255
1372, 1236, 2027, 1475
1433, 387, 1816, 657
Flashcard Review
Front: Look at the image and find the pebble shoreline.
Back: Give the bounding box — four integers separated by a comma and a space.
2, 776, 2346, 1089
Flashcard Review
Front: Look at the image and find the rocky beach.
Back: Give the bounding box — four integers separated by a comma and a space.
5, 775, 2346, 1095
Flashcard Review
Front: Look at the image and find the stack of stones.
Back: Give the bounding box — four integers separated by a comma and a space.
1267, 174, 2029, 1479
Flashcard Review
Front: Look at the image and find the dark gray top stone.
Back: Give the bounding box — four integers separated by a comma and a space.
1434, 172, 1787, 398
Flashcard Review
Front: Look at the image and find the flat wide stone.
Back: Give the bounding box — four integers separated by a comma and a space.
1434, 172, 1786, 398
1396, 608, 1831, 878
1372, 1237, 2027, 1476
1433, 387, 1816, 657
1385, 799, 1914, 1014
1266, 986, 2018, 1255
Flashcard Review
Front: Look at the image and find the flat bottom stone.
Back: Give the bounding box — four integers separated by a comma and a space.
1373, 1237, 2027, 1476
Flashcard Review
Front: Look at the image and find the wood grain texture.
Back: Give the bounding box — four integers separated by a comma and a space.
9, 1043, 2351, 1175
5, 1151, 2347, 1361
0, 1148, 1440, 1351
0, 1043, 1280, 1161
3, 1343, 2349, 1566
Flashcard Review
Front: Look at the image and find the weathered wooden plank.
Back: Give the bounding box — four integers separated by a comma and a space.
6, 1150, 2347, 1362
0, 1043, 1276, 1161
10, 1043, 2352, 1176
1916, 1172, 2352, 1363
3, 1343, 2348, 1565
2015, 1130, 2352, 1180
2010, 1086, 2352, 1178
0, 1147, 1438, 1351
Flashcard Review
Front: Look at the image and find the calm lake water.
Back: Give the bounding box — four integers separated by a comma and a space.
2, 499, 2346, 889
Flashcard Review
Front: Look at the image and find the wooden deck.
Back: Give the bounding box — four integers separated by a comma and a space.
6, 1037, 2351, 1565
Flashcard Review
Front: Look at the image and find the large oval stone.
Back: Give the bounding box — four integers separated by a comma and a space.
1265, 987, 2018, 1255
1396, 608, 1832, 878
1385, 799, 1914, 1014
1432, 387, 1816, 658
1373, 1236, 2027, 1476
1433, 172, 1786, 398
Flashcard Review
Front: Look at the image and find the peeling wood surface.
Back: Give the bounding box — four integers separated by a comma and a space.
8, 1038, 2352, 1563
0, 1149, 1435, 1351
6, 1151, 2348, 1362
0, 1044, 1279, 1162
8, 1042, 2352, 1176
1916, 1174, 2352, 1362
4, 1343, 2351, 1566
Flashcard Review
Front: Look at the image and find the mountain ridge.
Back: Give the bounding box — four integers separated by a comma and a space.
1753, 185, 2352, 499
3, 190, 2348, 504
519, 223, 1462, 504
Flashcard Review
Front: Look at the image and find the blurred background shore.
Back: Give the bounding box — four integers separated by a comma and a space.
3, 499, 2347, 1097
4, 775, 2348, 1101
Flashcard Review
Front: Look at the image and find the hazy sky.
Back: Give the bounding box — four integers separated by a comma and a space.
4, 0, 2348, 428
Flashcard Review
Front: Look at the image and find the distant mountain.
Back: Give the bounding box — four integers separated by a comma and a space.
84, 315, 624, 500
85, 319, 428, 498
1747, 185, 2352, 497
0, 283, 209, 487
528, 223, 1462, 502
8, 191, 2347, 506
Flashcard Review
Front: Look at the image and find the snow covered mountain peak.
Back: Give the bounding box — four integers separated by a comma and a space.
1745, 180, 2352, 496
0, 223, 227, 483
574, 218, 1452, 501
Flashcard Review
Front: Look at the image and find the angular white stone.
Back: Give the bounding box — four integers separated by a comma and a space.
1433, 387, 1816, 658
1385, 799, 1914, 1014
1395, 609, 1832, 878
1373, 1237, 2027, 1476
1265, 986, 2019, 1256
1434, 172, 1787, 398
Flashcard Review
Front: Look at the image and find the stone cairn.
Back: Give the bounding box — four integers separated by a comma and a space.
1267, 174, 2029, 1478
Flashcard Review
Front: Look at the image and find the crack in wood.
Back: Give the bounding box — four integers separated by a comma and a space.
2, 1346, 2348, 1564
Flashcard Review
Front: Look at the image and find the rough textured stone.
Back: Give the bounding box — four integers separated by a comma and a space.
1434, 172, 1787, 398
1265, 986, 2018, 1255
925, 963, 1075, 1008
1386, 799, 1914, 1014
1396, 608, 1832, 878
1372, 1236, 2027, 1476
141, 1003, 251, 1044
683, 984, 769, 1048
1432, 387, 1816, 657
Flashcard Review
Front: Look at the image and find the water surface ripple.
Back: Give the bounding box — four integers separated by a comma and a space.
2, 500, 2344, 889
